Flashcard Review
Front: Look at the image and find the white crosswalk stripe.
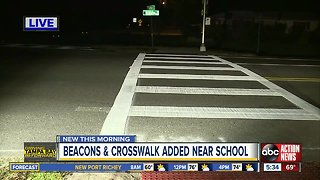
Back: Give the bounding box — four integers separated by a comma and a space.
141, 65, 238, 71
139, 74, 256, 81
144, 60, 226, 65
145, 56, 219, 61
135, 86, 281, 96
129, 106, 318, 120
146, 53, 210, 58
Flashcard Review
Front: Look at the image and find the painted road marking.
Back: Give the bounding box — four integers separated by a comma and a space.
145, 57, 218, 61
75, 106, 110, 112
144, 60, 225, 65
3, 44, 24, 47
56, 46, 77, 50
101, 53, 320, 135
1, 44, 95, 51
129, 106, 319, 120
139, 73, 256, 81
237, 62, 320, 67
213, 56, 320, 119
222, 56, 320, 62
135, 86, 281, 96
265, 77, 320, 82
29, 45, 49, 48
100, 53, 145, 135
147, 54, 210, 58
141, 65, 238, 71
2, 44, 48, 49
218, 137, 227, 142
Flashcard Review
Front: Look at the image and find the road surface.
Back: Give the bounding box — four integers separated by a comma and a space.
0, 45, 319, 161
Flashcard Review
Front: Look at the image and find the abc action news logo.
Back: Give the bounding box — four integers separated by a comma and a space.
261, 144, 302, 162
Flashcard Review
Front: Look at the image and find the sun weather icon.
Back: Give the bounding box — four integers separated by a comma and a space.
201, 164, 210, 171
157, 164, 166, 171
246, 164, 254, 171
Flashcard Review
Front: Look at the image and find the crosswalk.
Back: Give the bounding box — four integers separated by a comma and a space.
100, 53, 320, 135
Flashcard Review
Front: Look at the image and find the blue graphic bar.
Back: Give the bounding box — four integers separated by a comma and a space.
211, 163, 232, 171
57, 135, 135, 143
24, 28, 58, 31
167, 163, 188, 171
10, 163, 40, 172
40, 163, 143, 172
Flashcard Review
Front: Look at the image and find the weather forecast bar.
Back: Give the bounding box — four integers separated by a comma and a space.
9, 162, 260, 172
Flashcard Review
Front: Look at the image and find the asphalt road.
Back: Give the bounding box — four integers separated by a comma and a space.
0, 45, 319, 161
0, 45, 136, 157
221, 56, 320, 108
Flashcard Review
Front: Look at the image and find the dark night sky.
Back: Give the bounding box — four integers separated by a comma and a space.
0, 0, 318, 32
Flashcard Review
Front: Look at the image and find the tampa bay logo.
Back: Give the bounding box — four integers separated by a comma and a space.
261, 144, 279, 162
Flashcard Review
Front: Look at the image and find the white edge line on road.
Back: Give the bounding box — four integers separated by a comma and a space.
139, 73, 256, 81
222, 56, 320, 62
144, 60, 226, 65
129, 106, 319, 120
237, 62, 320, 67
145, 56, 217, 61
135, 86, 281, 96
211, 55, 320, 119
141, 65, 238, 71
146, 53, 210, 58
56, 46, 77, 50
30, 45, 49, 48
100, 53, 145, 135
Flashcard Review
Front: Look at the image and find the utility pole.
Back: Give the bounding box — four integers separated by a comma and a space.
151, 16, 154, 50
200, 0, 207, 52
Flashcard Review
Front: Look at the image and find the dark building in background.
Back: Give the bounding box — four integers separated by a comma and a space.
211, 11, 319, 33
0, 0, 319, 56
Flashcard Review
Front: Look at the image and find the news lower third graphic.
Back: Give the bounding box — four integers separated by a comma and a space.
57, 142, 258, 161
24, 142, 56, 162
9, 135, 303, 172
261, 143, 302, 172
261, 143, 302, 163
